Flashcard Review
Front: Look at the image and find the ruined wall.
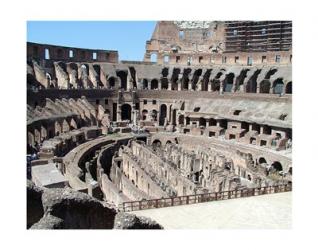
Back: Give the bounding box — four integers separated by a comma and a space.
27, 42, 118, 63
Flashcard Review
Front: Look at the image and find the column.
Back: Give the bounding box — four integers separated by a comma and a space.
117, 104, 122, 122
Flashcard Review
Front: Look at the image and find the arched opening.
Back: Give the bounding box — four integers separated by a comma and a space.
246, 69, 261, 93
141, 110, 148, 120
142, 79, 148, 89
223, 73, 235, 92
108, 77, 116, 89
116, 71, 128, 90
150, 79, 158, 90
159, 104, 167, 126
151, 110, 158, 121
152, 139, 162, 149
235, 69, 249, 92
285, 81, 292, 94
271, 161, 283, 172
191, 69, 202, 90
150, 53, 157, 63
199, 117, 206, 127
121, 104, 132, 121
202, 69, 212, 91
260, 80, 270, 93
273, 78, 284, 94
171, 68, 181, 90
209, 118, 217, 126
250, 137, 256, 145
211, 72, 223, 92
161, 78, 168, 90
93, 65, 103, 87
166, 140, 172, 145
259, 157, 267, 165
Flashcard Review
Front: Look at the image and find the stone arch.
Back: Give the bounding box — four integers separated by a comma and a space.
166, 140, 172, 145
235, 69, 249, 92
182, 68, 192, 90
259, 157, 267, 165
271, 161, 283, 172
150, 53, 157, 63
246, 69, 261, 93
223, 73, 235, 92
161, 78, 168, 90
121, 104, 132, 121
93, 64, 103, 87
211, 72, 223, 92
150, 79, 159, 90
159, 104, 167, 126
202, 69, 212, 91
285, 81, 292, 94
273, 78, 284, 94
108, 76, 116, 89
191, 69, 202, 90
171, 68, 181, 90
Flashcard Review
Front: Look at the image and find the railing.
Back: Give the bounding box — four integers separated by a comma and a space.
118, 183, 292, 212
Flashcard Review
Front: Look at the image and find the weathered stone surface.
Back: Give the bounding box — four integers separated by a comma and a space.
113, 212, 163, 229
27, 180, 44, 228
41, 188, 116, 229
30, 214, 64, 229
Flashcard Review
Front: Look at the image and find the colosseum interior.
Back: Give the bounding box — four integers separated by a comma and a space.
26, 21, 292, 229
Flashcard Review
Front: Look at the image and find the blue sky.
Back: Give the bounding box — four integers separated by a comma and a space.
27, 21, 156, 61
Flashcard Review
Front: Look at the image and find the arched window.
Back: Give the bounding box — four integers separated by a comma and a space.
150, 79, 158, 90
150, 53, 157, 62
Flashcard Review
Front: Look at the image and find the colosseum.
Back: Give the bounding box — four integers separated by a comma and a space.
27, 21, 292, 229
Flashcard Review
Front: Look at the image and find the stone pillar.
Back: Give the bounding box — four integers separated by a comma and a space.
206, 120, 209, 127
133, 110, 138, 126
158, 81, 162, 90
117, 104, 122, 122
231, 77, 237, 93
269, 81, 274, 94
178, 81, 182, 91
249, 124, 253, 132
208, 81, 212, 92
168, 82, 172, 90
197, 78, 202, 91
260, 125, 264, 134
